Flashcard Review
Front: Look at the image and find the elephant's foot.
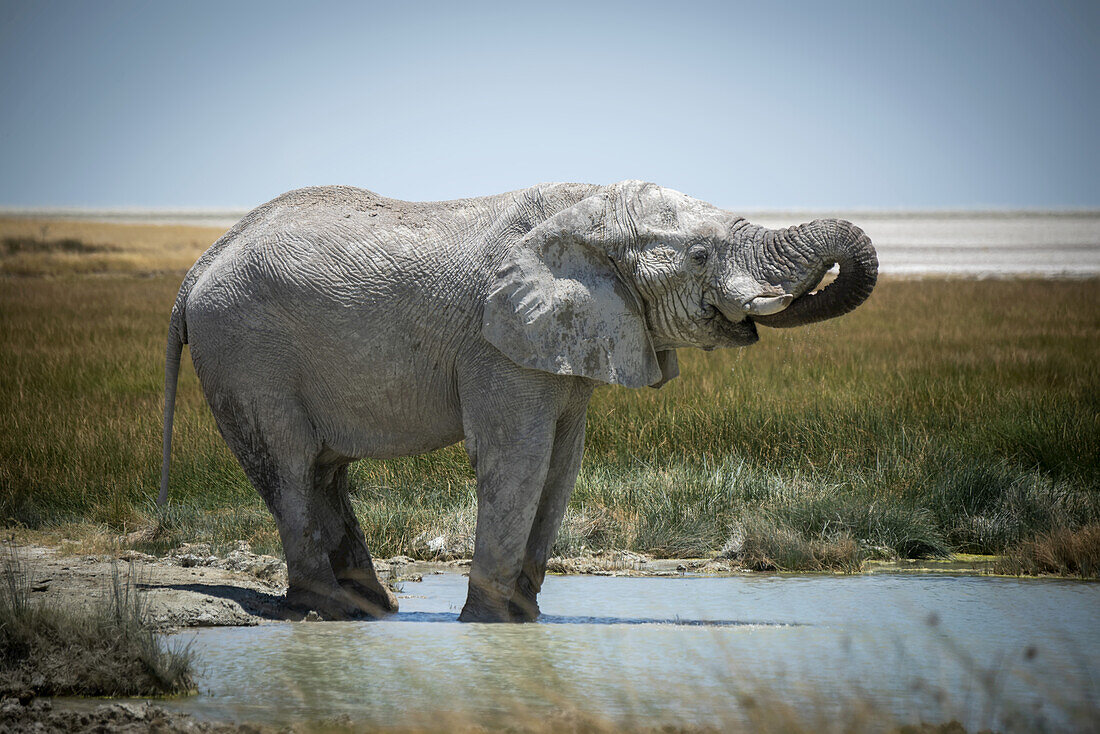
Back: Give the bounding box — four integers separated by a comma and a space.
336, 567, 399, 615
286, 578, 397, 621
507, 573, 541, 622
458, 601, 511, 623
459, 580, 522, 623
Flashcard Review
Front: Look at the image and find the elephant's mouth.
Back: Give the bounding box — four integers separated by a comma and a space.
703, 300, 759, 346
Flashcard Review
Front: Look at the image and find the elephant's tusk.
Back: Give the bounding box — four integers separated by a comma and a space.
744, 294, 793, 316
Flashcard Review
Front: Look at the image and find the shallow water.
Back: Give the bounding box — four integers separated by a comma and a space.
166, 573, 1099, 730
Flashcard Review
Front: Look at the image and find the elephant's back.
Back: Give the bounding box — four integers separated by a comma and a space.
175, 183, 585, 318
230, 185, 515, 243
180, 185, 493, 387
184, 186, 496, 310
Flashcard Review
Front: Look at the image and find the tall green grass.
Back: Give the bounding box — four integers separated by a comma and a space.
1, 275, 1098, 569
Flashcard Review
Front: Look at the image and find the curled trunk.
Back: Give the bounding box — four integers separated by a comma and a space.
751, 218, 878, 328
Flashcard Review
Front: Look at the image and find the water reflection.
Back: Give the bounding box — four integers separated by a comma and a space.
168, 573, 1099, 731
391, 610, 795, 627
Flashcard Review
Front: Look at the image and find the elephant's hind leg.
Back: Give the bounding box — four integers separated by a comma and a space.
209, 393, 395, 620
313, 460, 398, 616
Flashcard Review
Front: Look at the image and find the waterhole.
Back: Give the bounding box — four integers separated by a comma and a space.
164, 573, 1098, 730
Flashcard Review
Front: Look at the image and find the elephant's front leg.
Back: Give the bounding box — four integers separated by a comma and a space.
509, 386, 591, 621
459, 426, 555, 623
457, 369, 581, 622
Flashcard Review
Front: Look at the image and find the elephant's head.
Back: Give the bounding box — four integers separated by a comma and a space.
482, 181, 877, 388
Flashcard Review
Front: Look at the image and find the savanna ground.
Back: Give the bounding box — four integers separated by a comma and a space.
1, 217, 1099, 576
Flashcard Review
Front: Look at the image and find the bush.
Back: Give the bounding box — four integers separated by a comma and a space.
994, 524, 1100, 578
733, 513, 863, 573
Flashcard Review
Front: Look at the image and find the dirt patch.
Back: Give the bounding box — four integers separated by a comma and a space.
0, 697, 268, 733
546, 551, 733, 576
11, 544, 287, 630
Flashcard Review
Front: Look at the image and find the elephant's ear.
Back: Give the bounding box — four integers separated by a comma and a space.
650, 349, 679, 389
482, 190, 666, 389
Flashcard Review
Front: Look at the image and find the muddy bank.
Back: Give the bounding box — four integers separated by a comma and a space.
11, 543, 286, 629
0, 698, 261, 734
0, 696, 982, 734
8, 544, 705, 629
10, 542, 447, 629
0, 696, 983, 734
7, 543, 1001, 630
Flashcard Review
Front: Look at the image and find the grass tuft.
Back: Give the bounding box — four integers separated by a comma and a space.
0, 545, 195, 697
993, 524, 1100, 578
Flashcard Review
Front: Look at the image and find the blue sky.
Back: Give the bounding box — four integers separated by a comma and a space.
1, 0, 1097, 209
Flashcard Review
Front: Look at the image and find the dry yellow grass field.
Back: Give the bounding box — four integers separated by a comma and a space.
0, 217, 226, 276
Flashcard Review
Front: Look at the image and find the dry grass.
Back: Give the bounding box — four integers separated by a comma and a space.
735, 514, 864, 572
0, 545, 194, 697
0, 217, 226, 275
1, 220, 1099, 572
994, 523, 1100, 578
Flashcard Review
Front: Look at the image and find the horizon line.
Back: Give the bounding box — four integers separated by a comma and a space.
3, 205, 1099, 219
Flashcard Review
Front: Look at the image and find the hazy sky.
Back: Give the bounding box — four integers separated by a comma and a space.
1, 0, 1097, 209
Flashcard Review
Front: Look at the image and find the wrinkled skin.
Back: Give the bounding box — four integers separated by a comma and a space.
159, 181, 877, 622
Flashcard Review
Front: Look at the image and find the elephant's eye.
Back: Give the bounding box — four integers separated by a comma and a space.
688, 244, 709, 267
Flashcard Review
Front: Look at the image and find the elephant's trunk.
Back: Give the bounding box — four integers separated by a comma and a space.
749, 219, 878, 328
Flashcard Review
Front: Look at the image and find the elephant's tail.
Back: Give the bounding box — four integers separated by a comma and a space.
158, 308, 185, 506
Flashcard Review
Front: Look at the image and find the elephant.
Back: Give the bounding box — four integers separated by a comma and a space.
158, 180, 877, 622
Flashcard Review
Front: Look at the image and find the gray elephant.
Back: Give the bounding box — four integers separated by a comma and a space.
158, 181, 877, 622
